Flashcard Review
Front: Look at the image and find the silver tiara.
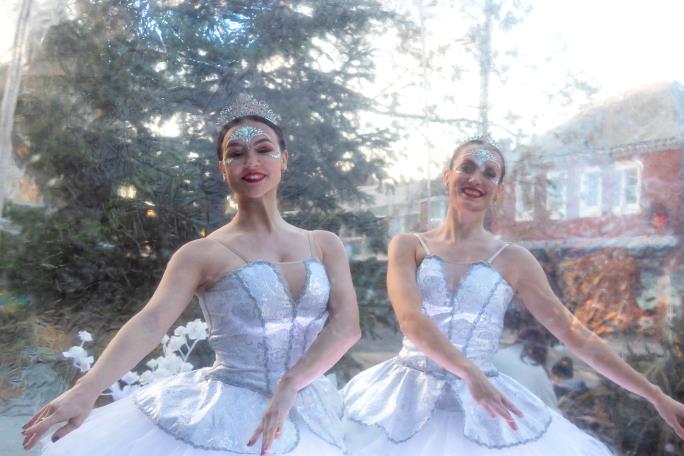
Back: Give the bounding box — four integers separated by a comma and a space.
463, 134, 502, 151
216, 94, 281, 126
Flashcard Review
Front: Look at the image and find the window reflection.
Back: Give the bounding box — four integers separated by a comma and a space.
1, 1, 683, 454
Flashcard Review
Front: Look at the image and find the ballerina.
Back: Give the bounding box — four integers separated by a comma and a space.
22, 94, 361, 455
342, 139, 684, 455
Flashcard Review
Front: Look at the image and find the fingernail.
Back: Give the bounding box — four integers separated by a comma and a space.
52, 435, 60, 442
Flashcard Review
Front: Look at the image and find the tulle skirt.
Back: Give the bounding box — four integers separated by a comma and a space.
344, 407, 614, 456
40, 393, 346, 456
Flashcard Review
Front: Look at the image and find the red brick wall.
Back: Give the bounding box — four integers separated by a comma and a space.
492, 148, 682, 242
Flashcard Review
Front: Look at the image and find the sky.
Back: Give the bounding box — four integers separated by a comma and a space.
1, 0, 683, 179
368, 0, 684, 179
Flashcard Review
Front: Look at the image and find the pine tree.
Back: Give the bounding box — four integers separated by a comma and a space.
3, 0, 396, 313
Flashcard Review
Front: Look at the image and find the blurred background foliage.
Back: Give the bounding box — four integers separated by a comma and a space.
1, 0, 399, 317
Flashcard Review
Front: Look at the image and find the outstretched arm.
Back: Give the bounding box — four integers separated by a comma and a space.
387, 233, 522, 429
22, 239, 213, 449
248, 230, 361, 454
508, 245, 684, 439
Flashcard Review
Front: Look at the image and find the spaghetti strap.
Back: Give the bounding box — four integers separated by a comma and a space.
487, 243, 510, 264
413, 233, 432, 255
306, 231, 316, 258
225, 244, 250, 264
207, 237, 250, 264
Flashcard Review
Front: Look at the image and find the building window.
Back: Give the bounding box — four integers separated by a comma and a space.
613, 161, 642, 215
515, 176, 535, 222
579, 167, 602, 217
428, 197, 448, 227
546, 170, 568, 220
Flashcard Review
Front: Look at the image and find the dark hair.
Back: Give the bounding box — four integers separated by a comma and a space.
551, 356, 574, 379
216, 115, 287, 161
516, 327, 549, 367
449, 139, 506, 184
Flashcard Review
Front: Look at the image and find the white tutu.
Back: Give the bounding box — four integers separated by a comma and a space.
39, 259, 348, 456
41, 391, 345, 456
344, 407, 613, 456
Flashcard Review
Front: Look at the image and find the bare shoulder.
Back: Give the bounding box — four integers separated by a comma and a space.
311, 230, 346, 259
175, 237, 221, 260
388, 232, 422, 269
496, 242, 546, 285
389, 232, 420, 252
499, 242, 537, 264
168, 237, 228, 277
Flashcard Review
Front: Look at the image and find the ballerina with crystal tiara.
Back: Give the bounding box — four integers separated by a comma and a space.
341, 139, 684, 455
22, 94, 360, 455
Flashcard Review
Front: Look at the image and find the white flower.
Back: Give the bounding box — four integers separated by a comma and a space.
161, 334, 169, 345
62, 346, 94, 373
79, 356, 95, 373
109, 382, 139, 401
121, 371, 140, 385
146, 358, 160, 369
157, 353, 184, 374
78, 330, 93, 344
167, 335, 187, 353
173, 326, 188, 337
180, 362, 193, 373
109, 382, 123, 398
139, 370, 156, 385
185, 319, 208, 341
63, 345, 88, 359
153, 367, 172, 380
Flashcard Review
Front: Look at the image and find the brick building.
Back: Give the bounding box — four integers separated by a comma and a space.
495, 82, 684, 336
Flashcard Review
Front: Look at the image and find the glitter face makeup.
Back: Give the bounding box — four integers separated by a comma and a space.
265, 150, 282, 160
452, 147, 502, 183
464, 148, 501, 170
223, 126, 282, 166
229, 126, 266, 145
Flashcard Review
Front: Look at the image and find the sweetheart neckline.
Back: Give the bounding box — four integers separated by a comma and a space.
418, 254, 514, 295
204, 258, 325, 305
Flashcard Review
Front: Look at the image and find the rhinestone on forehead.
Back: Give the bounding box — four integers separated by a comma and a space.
216, 94, 281, 126
229, 126, 266, 145
464, 148, 501, 169
223, 126, 282, 165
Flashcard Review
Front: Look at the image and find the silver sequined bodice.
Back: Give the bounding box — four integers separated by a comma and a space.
134, 259, 345, 453
397, 256, 515, 376
343, 254, 553, 448
200, 259, 330, 393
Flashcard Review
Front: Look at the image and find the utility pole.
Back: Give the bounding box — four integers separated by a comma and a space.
418, 0, 431, 228
478, 0, 494, 138
0, 0, 33, 222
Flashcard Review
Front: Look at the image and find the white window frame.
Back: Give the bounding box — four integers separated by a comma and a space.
546, 170, 568, 220
515, 176, 535, 222
613, 161, 642, 215
579, 167, 602, 218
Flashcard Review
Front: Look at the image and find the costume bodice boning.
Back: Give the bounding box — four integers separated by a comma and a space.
343, 240, 553, 448
134, 259, 345, 453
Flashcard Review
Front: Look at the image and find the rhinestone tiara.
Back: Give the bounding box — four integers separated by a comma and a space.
216, 94, 281, 127
462, 134, 502, 151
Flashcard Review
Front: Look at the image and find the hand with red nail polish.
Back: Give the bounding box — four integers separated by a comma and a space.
22, 383, 98, 450
247, 379, 297, 455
